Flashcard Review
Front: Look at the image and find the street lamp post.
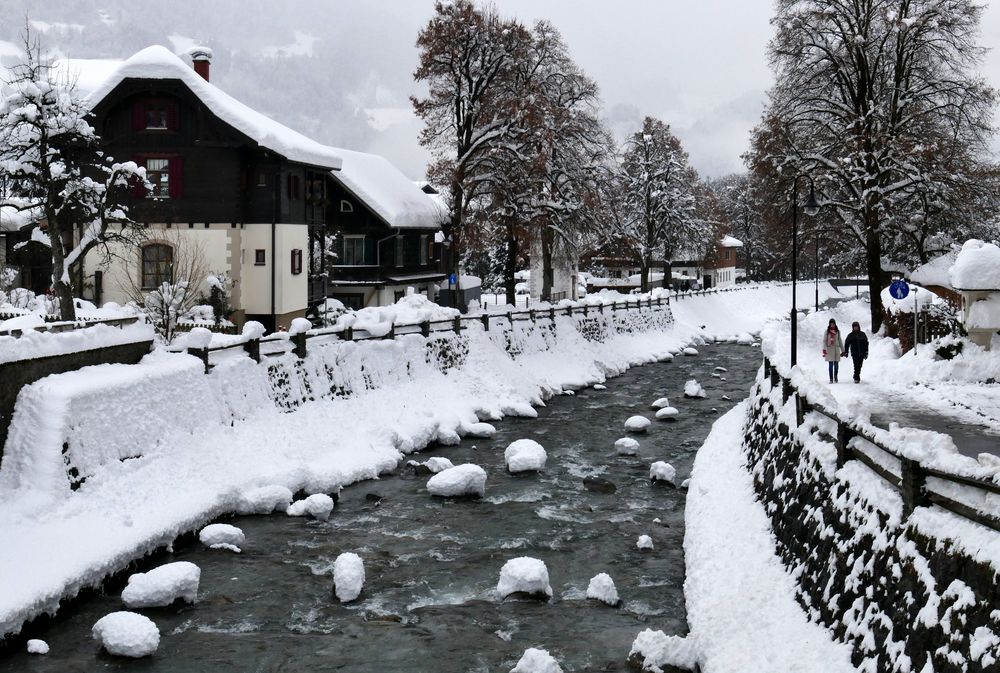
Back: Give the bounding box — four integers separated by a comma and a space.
814, 233, 820, 312
790, 175, 821, 368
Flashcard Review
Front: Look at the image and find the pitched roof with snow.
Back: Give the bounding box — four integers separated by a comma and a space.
720, 235, 743, 248
53, 46, 343, 170
332, 149, 446, 230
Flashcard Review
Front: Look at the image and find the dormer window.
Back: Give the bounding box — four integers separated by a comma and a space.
132, 98, 179, 132
340, 199, 354, 213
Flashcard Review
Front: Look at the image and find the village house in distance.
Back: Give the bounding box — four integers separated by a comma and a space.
1, 45, 447, 331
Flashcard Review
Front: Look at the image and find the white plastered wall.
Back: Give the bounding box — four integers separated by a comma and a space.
239, 223, 308, 318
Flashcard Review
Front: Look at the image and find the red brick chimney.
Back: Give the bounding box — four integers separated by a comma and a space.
187, 47, 213, 82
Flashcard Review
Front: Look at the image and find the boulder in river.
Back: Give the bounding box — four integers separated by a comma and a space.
497, 557, 552, 600
624, 415, 651, 433
649, 461, 677, 487
583, 476, 617, 494
427, 464, 487, 498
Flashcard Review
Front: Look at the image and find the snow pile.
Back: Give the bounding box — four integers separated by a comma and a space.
510, 648, 563, 673
287, 317, 313, 336
650, 397, 670, 409
655, 406, 679, 420
684, 379, 706, 398
333, 552, 365, 602
287, 493, 335, 521
615, 437, 640, 456
497, 557, 552, 599
650, 461, 677, 486
736, 332, 754, 345
465, 422, 497, 437
121, 561, 200, 608
198, 523, 244, 552
629, 630, 700, 672
427, 464, 487, 498
335, 293, 459, 336
236, 485, 293, 514
586, 572, 620, 607
91, 611, 159, 658
0, 320, 152, 365
950, 239, 1000, 290
636, 535, 654, 551
966, 295, 1000, 330
0, 314, 44, 332
505, 439, 547, 473
26, 639, 48, 655
624, 415, 651, 433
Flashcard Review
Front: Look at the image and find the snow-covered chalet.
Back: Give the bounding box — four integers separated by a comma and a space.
2, 45, 445, 330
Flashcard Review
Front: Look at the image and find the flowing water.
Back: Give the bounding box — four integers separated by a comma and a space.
2, 342, 762, 673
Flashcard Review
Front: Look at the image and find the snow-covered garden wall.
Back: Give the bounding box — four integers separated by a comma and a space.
742, 369, 1000, 672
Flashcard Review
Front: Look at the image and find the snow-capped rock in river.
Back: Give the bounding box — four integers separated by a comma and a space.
92, 611, 160, 658
650, 397, 670, 410
593, 384, 607, 390
505, 439, 547, 473
121, 561, 200, 608
511, 647, 563, 673
408, 456, 455, 475
629, 629, 700, 673
655, 406, 679, 421
615, 437, 640, 456
624, 415, 651, 433
683, 347, 699, 356
333, 552, 365, 602
427, 463, 487, 498
199, 523, 245, 552
497, 557, 552, 599
636, 535, 654, 551
650, 461, 677, 486
586, 572, 621, 607
26, 639, 48, 655
684, 379, 706, 398
287, 493, 335, 521
464, 422, 496, 438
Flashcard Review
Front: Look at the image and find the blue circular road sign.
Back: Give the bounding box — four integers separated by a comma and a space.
889, 280, 910, 300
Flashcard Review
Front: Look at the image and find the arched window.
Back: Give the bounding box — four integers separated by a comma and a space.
340, 199, 354, 213
141, 243, 173, 290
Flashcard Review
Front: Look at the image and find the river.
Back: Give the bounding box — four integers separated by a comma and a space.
2, 341, 762, 673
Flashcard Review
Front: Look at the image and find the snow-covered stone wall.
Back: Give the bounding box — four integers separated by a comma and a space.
743, 373, 1000, 672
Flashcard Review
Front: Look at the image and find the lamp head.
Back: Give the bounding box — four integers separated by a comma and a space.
803, 184, 821, 217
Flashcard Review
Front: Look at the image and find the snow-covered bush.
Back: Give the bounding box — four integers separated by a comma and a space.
497, 557, 552, 599
333, 552, 365, 602
121, 561, 200, 608
504, 439, 547, 473
427, 464, 487, 498
203, 271, 234, 325
91, 612, 159, 658
144, 280, 193, 343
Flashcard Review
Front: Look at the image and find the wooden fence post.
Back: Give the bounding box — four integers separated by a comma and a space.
584, 304, 589, 316
387, 324, 395, 340
453, 316, 461, 334
481, 314, 490, 331
763, 357, 771, 378
292, 332, 307, 359
795, 393, 811, 426
549, 307, 555, 322
345, 326, 354, 341
244, 338, 261, 363
769, 367, 780, 389
835, 423, 857, 468
188, 347, 210, 373
529, 309, 536, 323
421, 321, 430, 337
781, 377, 792, 404
900, 458, 930, 518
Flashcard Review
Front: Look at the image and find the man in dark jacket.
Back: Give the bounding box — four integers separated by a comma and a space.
842, 322, 869, 383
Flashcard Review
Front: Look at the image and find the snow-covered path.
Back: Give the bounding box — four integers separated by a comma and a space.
683, 403, 857, 673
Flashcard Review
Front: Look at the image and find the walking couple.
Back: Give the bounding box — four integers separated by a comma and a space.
823, 319, 868, 383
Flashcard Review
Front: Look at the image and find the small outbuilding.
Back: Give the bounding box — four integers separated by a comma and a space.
948, 239, 1000, 350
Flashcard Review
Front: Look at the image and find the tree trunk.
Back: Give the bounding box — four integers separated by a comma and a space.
48, 223, 76, 321
504, 222, 518, 306
661, 244, 671, 289
864, 210, 883, 333
449, 178, 465, 294
640, 260, 650, 293
541, 226, 553, 301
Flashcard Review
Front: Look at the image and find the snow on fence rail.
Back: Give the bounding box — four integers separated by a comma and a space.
186, 295, 672, 373
761, 355, 1000, 532
0, 315, 140, 338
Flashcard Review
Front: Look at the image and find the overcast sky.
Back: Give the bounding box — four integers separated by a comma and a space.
5, 0, 1000, 180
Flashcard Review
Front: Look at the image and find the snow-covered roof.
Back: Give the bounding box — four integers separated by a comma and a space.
54, 46, 343, 170
0, 204, 41, 232
949, 239, 1000, 291
720, 235, 743, 248
331, 149, 446, 230
909, 250, 958, 289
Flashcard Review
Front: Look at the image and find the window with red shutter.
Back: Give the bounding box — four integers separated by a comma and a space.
168, 157, 184, 199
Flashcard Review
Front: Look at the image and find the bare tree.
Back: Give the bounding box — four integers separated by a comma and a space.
0, 29, 146, 320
